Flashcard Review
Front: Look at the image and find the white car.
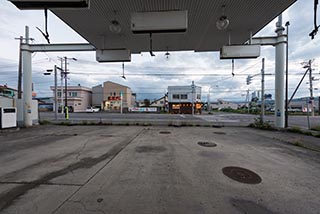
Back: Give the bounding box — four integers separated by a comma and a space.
86, 107, 100, 113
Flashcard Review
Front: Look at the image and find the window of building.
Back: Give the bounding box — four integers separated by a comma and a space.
172, 94, 180, 99
180, 94, 188, 99
57, 92, 61, 97
197, 94, 201, 99
160, 101, 164, 104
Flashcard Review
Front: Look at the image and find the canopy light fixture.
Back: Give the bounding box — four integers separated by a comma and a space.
216, 5, 229, 30
165, 47, 170, 60
9, 0, 89, 9
109, 20, 122, 34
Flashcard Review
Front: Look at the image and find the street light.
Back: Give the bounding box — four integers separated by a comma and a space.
43, 65, 62, 120
63, 57, 77, 119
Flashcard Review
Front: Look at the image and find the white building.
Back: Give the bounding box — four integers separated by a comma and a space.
168, 83, 202, 114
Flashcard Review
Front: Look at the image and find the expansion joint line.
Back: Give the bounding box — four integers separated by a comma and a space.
51, 128, 145, 214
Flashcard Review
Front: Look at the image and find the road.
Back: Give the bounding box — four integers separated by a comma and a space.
0, 125, 319, 213
40, 111, 320, 129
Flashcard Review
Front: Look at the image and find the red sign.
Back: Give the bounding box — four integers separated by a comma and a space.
108, 96, 121, 101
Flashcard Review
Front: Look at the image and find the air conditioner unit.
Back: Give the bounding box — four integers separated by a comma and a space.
96, 49, 131, 63
131, 11, 188, 34
220, 45, 261, 59
9, 0, 89, 9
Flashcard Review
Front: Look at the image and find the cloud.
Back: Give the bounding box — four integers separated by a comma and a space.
1, 0, 320, 102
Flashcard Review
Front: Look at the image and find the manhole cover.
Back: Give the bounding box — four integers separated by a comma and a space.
222, 166, 262, 184
213, 131, 226, 135
159, 131, 171, 134
198, 142, 217, 147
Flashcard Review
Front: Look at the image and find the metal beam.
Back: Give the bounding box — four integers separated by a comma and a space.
21, 43, 96, 52
251, 35, 287, 46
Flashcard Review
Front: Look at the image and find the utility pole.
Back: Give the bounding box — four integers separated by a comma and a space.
285, 21, 290, 128
275, 14, 286, 128
22, 26, 33, 127
58, 57, 64, 114
15, 36, 23, 99
246, 89, 250, 113
120, 91, 123, 114
54, 66, 58, 120
191, 81, 195, 115
44, 65, 61, 120
63, 57, 76, 119
261, 58, 265, 123
308, 60, 315, 116
64, 56, 68, 119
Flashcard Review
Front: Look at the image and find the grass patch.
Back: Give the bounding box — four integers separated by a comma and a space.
59, 121, 71, 126
291, 140, 305, 148
288, 126, 320, 138
40, 120, 51, 125
249, 118, 274, 130
288, 126, 302, 133
311, 126, 320, 132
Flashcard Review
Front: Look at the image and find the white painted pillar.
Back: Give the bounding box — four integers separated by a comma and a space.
22, 26, 33, 127
275, 15, 285, 128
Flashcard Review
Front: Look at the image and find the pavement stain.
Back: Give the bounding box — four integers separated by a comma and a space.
135, 146, 167, 153
0, 150, 82, 181
0, 130, 144, 212
230, 198, 278, 214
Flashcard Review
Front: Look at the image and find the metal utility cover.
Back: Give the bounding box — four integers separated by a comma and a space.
49, 0, 296, 53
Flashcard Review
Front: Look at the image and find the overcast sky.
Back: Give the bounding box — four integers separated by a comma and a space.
0, 0, 319, 102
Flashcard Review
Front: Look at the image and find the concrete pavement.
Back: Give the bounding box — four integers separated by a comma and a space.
0, 125, 319, 213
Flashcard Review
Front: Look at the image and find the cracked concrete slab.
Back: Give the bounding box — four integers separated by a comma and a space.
55, 127, 320, 214
0, 125, 319, 214
0, 184, 78, 214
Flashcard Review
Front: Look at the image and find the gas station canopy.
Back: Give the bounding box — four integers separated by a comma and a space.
10, 0, 296, 53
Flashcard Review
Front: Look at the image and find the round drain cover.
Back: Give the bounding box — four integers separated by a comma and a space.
97, 198, 103, 203
159, 131, 171, 134
213, 132, 226, 135
198, 142, 217, 147
222, 166, 262, 184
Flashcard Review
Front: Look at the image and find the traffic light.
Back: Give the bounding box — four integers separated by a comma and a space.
246, 75, 253, 85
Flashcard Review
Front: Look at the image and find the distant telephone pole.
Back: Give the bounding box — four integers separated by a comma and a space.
308, 60, 315, 116
16, 36, 23, 99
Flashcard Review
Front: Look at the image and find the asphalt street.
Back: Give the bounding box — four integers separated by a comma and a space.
0, 125, 319, 213
40, 112, 320, 129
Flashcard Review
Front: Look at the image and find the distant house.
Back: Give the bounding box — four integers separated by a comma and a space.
92, 81, 136, 112
209, 99, 239, 110
50, 85, 92, 112
0, 85, 17, 107
0, 85, 17, 98
150, 95, 168, 112
167, 84, 202, 114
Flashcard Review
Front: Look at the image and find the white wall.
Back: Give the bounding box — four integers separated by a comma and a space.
0, 97, 14, 107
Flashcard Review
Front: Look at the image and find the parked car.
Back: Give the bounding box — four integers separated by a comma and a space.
86, 106, 100, 113
58, 106, 74, 113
